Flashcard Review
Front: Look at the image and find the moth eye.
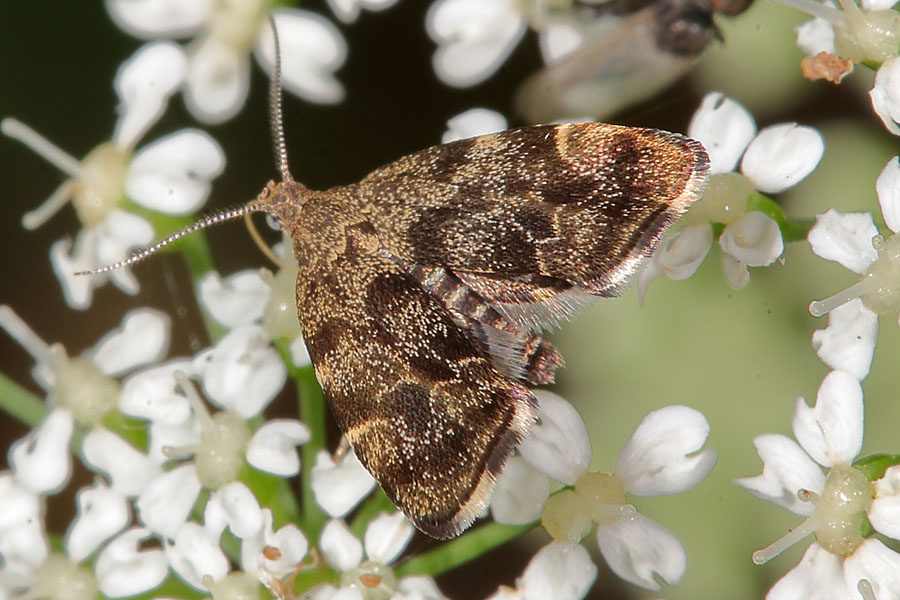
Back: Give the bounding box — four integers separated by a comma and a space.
266, 214, 283, 231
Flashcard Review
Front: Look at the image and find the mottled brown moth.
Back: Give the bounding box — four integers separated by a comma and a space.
82, 30, 710, 540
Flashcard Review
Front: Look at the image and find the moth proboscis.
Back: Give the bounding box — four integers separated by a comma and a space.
78, 25, 710, 540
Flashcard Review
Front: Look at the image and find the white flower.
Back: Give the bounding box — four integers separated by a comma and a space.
2, 42, 224, 308
735, 370, 900, 598
426, 0, 528, 87
442, 108, 508, 143
811, 299, 878, 380
871, 56, 900, 135
197, 258, 311, 368
192, 324, 287, 418
486, 541, 597, 600
164, 521, 229, 591
490, 391, 589, 526
808, 157, 900, 345
783, 0, 900, 134
311, 449, 378, 518
0, 306, 170, 505
327, 0, 399, 24
124, 366, 303, 533
106, 0, 347, 123
315, 513, 443, 598
641, 93, 823, 295
533, 403, 716, 590
94, 527, 169, 597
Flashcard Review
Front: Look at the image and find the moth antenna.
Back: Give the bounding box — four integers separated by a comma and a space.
243, 211, 284, 269
268, 15, 293, 184
74, 203, 266, 276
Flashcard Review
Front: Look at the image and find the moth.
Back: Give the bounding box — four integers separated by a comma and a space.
84, 31, 710, 540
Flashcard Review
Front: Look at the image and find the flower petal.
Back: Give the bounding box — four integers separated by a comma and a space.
126, 129, 224, 214
65, 482, 130, 562
426, 0, 527, 87
741, 123, 824, 193
442, 108, 508, 143
490, 455, 548, 525
870, 56, 900, 136
807, 209, 878, 274
843, 539, 900, 600
136, 464, 201, 538
120, 359, 195, 426
868, 465, 900, 539
113, 41, 187, 148
719, 211, 784, 267
184, 37, 250, 124
687, 92, 756, 175
0, 473, 41, 532
766, 543, 847, 600
165, 522, 229, 591
364, 512, 414, 564
811, 298, 877, 381
97, 209, 157, 293
198, 270, 269, 329
95, 527, 168, 597
734, 434, 825, 516
792, 370, 863, 467
192, 324, 286, 418
255, 9, 348, 104
595, 514, 686, 590
614, 405, 717, 496
395, 575, 446, 600
517, 391, 591, 485
9, 408, 74, 495
290, 336, 311, 367
519, 542, 596, 600
877, 156, 900, 233
720, 252, 750, 290
82, 427, 161, 497
796, 17, 836, 56
245, 419, 311, 476
90, 308, 171, 377
320, 519, 363, 571
105, 0, 211, 38
204, 482, 264, 540
311, 449, 377, 517
658, 223, 714, 279
240, 509, 308, 578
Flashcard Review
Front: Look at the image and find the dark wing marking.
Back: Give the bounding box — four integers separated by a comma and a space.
360, 123, 709, 306
295, 250, 537, 539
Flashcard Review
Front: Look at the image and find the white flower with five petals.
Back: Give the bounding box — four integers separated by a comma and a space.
736, 370, 900, 599
499, 392, 716, 591
2, 42, 224, 308
639, 92, 824, 296
312, 513, 445, 599
106, 0, 347, 123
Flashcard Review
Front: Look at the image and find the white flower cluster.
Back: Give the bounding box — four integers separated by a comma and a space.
786, 0, 900, 135
733, 151, 900, 597
639, 92, 824, 296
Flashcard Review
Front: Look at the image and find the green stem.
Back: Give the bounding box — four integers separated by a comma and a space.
395, 521, 536, 578
0, 371, 46, 427
276, 339, 328, 540
745, 191, 815, 243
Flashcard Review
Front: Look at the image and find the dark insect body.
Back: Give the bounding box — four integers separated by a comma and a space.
255, 123, 709, 538
79, 24, 710, 540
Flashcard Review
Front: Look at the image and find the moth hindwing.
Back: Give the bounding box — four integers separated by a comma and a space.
257, 122, 709, 539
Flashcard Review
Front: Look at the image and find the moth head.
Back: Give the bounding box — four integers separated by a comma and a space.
76, 16, 299, 279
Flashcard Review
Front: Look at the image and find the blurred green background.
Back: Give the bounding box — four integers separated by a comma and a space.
1, 1, 898, 599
